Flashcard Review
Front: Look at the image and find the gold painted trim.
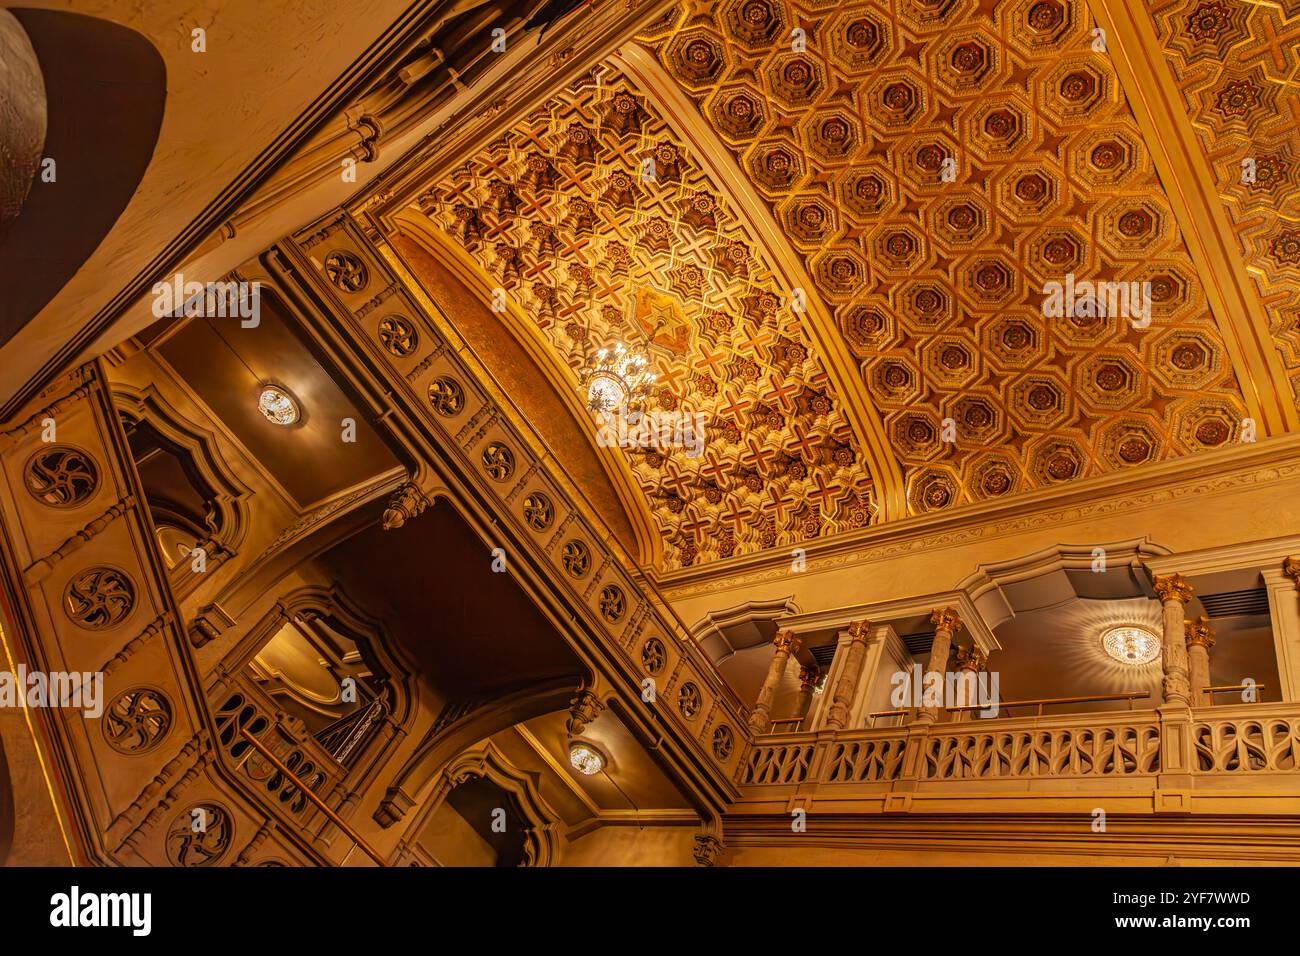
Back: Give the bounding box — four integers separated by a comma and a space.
612, 45, 908, 521
0, 617, 77, 865
391, 210, 663, 568
1091, 0, 1298, 435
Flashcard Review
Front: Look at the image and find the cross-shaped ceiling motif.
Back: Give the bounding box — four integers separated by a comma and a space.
414, 65, 875, 569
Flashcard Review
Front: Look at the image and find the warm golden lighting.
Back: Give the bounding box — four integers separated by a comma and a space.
257, 385, 300, 426
580, 342, 655, 415
568, 741, 606, 775
1102, 625, 1161, 666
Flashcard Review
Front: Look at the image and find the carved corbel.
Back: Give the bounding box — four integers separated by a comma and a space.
382, 482, 430, 530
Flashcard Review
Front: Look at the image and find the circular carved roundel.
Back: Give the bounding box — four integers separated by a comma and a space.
678, 682, 702, 719
378, 315, 418, 356
24, 446, 98, 508
323, 250, 369, 293
482, 442, 514, 481
166, 803, 234, 867
599, 584, 626, 623
63, 567, 135, 630
562, 540, 590, 577
641, 637, 666, 674
522, 492, 553, 531
103, 688, 172, 755
428, 377, 465, 417
712, 724, 734, 760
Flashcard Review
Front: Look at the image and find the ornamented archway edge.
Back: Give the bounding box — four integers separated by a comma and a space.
613, 44, 907, 521
1091, 0, 1298, 436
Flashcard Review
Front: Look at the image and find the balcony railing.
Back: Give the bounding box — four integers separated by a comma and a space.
739, 701, 1300, 791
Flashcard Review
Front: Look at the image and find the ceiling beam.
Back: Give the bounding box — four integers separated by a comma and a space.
1092, 0, 1298, 436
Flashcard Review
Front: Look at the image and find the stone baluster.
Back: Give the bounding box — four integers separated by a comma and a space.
747, 631, 801, 734
1154, 573, 1194, 708
1184, 616, 1215, 707
823, 620, 871, 731
916, 608, 960, 723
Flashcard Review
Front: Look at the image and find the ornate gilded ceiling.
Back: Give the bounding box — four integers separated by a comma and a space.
1146, 0, 1300, 407
405, 0, 1296, 572
415, 65, 875, 568
637, 0, 1251, 515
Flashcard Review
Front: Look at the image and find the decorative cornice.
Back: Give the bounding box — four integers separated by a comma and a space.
659, 432, 1300, 599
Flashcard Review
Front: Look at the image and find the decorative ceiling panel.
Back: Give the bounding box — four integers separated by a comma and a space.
413, 66, 876, 569
637, 0, 1250, 513
1146, 0, 1300, 409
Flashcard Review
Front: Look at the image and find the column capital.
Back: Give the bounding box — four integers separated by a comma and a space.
930, 607, 961, 632
1154, 572, 1194, 604
846, 618, 873, 642
773, 630, 801, 654
956, 645, 988, 672
1184, 616, 1215, 650
1284, 556, 1300, 585
798, 664, 821, 688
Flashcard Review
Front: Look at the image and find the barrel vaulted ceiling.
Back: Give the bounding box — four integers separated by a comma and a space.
405, 0, 1298, 572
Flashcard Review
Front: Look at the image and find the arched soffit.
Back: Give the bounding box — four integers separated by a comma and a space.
0, 9, 165, 347
632, 0, 1255, 518
442, 742, 563, 867
957, 538, 1172, 631
392, 211, 656, 567
404, 65, 888, 571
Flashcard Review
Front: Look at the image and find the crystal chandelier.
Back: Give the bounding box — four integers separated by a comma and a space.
1102, 625, 1161, 666
568, 741, 606, 775
580, 342, 655, 415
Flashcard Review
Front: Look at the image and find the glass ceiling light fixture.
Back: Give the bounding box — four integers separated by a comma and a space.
568, 741, 607, 776
580, 341, 655, 415
257, 384, 301, 427
1102, 625, 1161, 666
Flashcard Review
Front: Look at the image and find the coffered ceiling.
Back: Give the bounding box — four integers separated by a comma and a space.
393, 0, 1299, 572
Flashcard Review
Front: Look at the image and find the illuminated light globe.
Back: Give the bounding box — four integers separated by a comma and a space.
580, 342, 655, 415
257, 385, 301, 426
568, 742, 606, 775
1102, 625, 1161, 666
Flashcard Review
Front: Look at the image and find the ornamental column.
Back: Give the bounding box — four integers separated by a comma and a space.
916, 608, 960, 723
1154, 573, 1194, 708
822, 620, 871, 731
748, 631, 801, 734
795, 665, 821, 727
952, 646, 988, 722
1184, 616, 1215, 707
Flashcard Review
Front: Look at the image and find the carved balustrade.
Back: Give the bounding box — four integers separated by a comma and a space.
739, 703, 1300, 795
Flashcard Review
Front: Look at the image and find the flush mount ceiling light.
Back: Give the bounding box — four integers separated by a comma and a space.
1102, 625, 1161, 666
257, 384, 300, 426
568, 741, 606, 776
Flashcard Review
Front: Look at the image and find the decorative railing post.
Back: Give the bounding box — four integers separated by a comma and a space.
1154, 574, 1195, 791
